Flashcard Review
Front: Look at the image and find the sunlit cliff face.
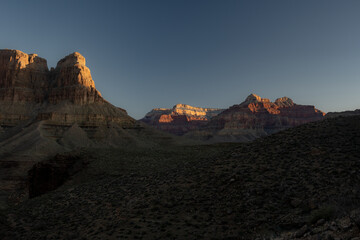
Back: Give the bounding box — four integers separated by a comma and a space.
146, 104, 224, 123
0, 49, 134, 128
237, 93, 325, 116
53, 52, 96, 90
140, 103, 225, 135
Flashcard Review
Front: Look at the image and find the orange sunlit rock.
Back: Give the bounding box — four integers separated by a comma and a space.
141, 104, 224, 135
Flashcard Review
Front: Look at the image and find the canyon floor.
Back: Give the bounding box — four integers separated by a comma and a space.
1, 115, 360, 239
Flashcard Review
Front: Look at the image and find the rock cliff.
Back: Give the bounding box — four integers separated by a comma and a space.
0, 49, 132, 128
141, 94, 325, 140
188, 93, 325, 142
48, 52, 103, 104
141, 104, 224, 135
0, 49, 49, 102
0, 49, 138, 206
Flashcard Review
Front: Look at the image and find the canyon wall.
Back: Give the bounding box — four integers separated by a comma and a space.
142, 94, 325, 142
141, 104, 224, 135
0, 49, 137, 206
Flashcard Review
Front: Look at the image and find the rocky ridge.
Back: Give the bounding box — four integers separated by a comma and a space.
186, 93, 325, 142
326, 109, 360, 118
141, 103, 224, 135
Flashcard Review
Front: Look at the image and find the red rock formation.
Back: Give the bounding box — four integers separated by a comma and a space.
142, 94, 325, 139
201, 94, 325, 141
141, 104, 224, 135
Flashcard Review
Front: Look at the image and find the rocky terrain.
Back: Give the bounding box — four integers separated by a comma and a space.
141, 104, 224, 135
0, 49, 176, 208
0, 115, 359, 239
0, 49, 358, 239
185, 94, 325, 142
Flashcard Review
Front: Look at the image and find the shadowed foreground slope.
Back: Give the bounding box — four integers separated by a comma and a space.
1, 115, 360, 239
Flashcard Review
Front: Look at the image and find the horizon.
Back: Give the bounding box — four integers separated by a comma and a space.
1, 0, 360, 119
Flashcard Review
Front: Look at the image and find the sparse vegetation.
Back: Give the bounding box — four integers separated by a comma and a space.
1, 116, 360, 239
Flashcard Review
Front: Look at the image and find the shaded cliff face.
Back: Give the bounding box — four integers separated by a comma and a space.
141, 104, 224, 135
192, 93, 325, 142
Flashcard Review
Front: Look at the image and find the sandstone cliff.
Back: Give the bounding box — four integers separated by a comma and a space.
0, 49, 132, 129
48, 52, 103, 104
141, 104, 224, 135
0, 49, 140, 206
0, 49, 49, 102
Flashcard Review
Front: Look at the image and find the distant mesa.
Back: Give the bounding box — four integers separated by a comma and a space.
142, 93, 325, 141
141, 103, 224, 135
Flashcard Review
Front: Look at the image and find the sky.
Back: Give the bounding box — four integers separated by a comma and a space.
1, 0, 360, 119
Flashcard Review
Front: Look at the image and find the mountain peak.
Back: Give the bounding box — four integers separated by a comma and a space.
173, 103, 189, 109
275, 96, 294, 107
51, 51, 97, 94
0, 49, 48, 72
241, 93, 270, 105
56, 52, 86, 69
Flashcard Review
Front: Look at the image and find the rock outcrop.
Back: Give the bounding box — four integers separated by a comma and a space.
141, 94, 325, 141
141, 104, 224, 135
0, 49, 49, 103
0, 49, 134, 128
0, 49, 138, 206
188, 93, 325, 142
48, 52, 103, 104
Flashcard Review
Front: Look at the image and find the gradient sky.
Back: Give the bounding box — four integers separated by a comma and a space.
1, 0, 360, 119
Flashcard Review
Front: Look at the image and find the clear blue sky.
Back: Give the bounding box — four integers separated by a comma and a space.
1, 0, 360, 119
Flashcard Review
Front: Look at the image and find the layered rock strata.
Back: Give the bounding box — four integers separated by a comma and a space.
0, 49, 133, 128
141, 104, 224, 135
191, 93, 325, 142
142, 94, 325, 140
0, 49, 136, 206
48, 52, 103, 104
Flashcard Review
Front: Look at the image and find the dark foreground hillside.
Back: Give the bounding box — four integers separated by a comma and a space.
1, 116, 360, 239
